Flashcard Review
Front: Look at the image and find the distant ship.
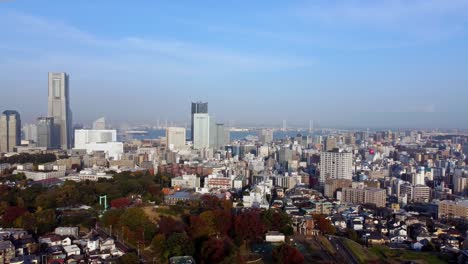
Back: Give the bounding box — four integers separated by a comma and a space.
126, 130, 149, 134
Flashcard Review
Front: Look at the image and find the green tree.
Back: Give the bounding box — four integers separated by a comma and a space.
166, 233, 195, 258
151, 234, 168, 263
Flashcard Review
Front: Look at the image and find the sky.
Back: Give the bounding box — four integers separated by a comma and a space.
1, 0, 468, 129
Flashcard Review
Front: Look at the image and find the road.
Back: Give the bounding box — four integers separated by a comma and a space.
329, 236, 359, 264
294, 234, 352, 263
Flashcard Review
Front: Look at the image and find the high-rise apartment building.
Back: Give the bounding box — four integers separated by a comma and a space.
191, 102, 208, 141
212, 123, 229, 150
48, 72, 72, 149
319, 150, 353, 187
453, 174, 467, 195
166, 127, 186, 150
193, 113, 210, 149
37, 117, 55, 149
0, 110, 21, 153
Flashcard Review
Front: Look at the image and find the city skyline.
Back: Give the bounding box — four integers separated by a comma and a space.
1, 3, 468, 264
1, 1, 468, 128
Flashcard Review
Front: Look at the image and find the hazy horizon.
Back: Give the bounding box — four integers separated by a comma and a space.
1, 1, 468, 128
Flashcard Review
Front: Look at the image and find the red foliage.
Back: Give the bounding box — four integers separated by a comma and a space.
233, 209, 266, 242
110, 197, 131, 209
272, 244, 304, 264
213, 210, 232, 236
158, 216, 185, 236
200, 195, 221, 210
188, 215, 208, 239
2, 206, 27, 225
201, 236, 233, 263
147, 185, 161, 196
312, 214, 336, 235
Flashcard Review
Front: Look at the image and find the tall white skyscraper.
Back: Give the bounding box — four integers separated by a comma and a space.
0, 110, 21, 153
48, 72, 72, 149
193, 113, 210, 149
319, 150, 353, 187
166, 127, 186, 150
191, 102, 208, 141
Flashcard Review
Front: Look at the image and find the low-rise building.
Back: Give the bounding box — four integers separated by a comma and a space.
22, 170, 66, 181
265, 231, 285, 243
171, 174, 200, 189
438, 200, 468, 219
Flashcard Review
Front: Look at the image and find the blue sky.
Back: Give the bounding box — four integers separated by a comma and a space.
1, 0, 468, 128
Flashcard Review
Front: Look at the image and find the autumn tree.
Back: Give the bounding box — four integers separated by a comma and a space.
2, 206, 26, 226
272, 244, 304, 264
110, 197, 131, 209
312, 214, 336, 235
201, 236, 234, 264
233, 209, 266, 244
158, 216, 185, 235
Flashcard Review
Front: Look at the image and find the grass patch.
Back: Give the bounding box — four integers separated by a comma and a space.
318, 236, 335, 254
370, 246, 448, 264
141, 206, 183, 224
340, 238, 379, 264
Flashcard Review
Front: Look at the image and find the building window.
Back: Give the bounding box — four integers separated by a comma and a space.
53, 79, 61, 98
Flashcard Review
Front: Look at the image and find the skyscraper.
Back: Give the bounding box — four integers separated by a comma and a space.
22, 123, 38, 142
191, 102, 208, 141
48, 72, 72, 149
213, 123, 229, 150
37, 117, 55, 149
0, 110, 21, 153
209, 122, 230, 150
92, 117, 106, 130
193, 113, 210, 149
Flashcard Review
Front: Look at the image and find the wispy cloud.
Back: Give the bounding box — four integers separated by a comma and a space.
0, 11, 311, 73
293, 0, 468, 45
